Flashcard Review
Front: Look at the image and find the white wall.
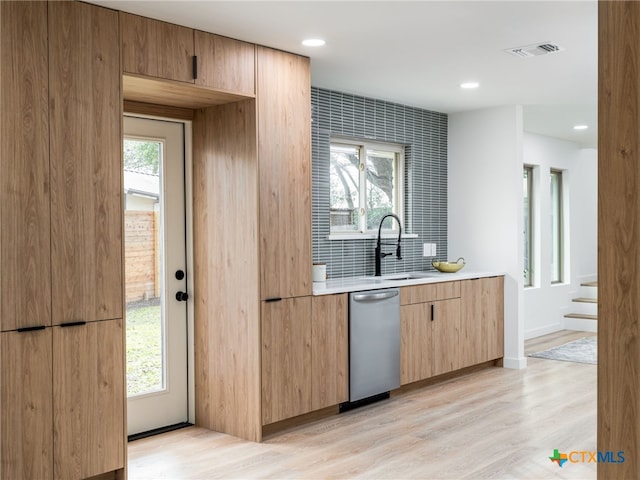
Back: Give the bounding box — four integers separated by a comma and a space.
125, 194, 157, 212
448, 106, 526, 369
522, 133, 597, 338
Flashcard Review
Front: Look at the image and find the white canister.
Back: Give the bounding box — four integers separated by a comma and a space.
313, 263, 327, 282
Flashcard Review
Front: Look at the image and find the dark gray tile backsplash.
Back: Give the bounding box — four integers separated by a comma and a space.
312, 87, 448, 279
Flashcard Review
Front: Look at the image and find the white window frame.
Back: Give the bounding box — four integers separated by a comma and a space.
550, 169, 564, 284
523, 165, 534, 287
329, 138, 405, 235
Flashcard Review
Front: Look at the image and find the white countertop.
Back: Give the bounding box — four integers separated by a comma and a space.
312, 270, 504, 295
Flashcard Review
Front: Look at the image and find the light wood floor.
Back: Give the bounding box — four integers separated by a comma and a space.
128, 330, 597, 479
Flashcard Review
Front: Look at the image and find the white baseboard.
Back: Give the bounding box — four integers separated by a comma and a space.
503, 356, 527, 369
524, 323, 563, 340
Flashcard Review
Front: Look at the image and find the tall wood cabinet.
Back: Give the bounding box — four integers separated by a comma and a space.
257, 46, 312, 301
49, 0, 123, 325
1, 2, 125, 479
190, 39, 313, 439
256, 46, 316, 429
0, 0, 51, 332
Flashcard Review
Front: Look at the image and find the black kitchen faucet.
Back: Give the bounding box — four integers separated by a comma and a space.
374, 213, 402, 276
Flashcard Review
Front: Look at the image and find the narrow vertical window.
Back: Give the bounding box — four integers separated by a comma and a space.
550, 170, 563, 283
523, 166, 533, 286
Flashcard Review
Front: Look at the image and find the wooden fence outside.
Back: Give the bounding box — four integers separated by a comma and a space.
124, 210, 159, 303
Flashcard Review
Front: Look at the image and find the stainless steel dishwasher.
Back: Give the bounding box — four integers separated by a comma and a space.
347, 288, 401, 404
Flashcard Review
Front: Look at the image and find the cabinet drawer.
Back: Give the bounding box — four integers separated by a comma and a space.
400, 281, 460, 305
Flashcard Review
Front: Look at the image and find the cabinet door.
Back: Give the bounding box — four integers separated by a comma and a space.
261, 297, 311, 424
311, 294, 348, 410
53, 320, 124, 480
121, 12, 194, 83
257, 47, 312, 300
485, 277, 504, 360
431, 298, 461, 376
460, 277, 504, 367
460, 279, 485, 367
0, 1, 51, 331
1, 329, 53, 480
194, 31, 255, 95
49, 1, 123, 325
400, 303, 432, 385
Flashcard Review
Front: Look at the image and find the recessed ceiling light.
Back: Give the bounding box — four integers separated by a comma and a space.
302, 38, 325, 47
573, 125, 589, 130
460, 82, 479, 89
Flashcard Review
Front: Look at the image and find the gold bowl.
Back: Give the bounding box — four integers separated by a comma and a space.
432, 257, 465, 273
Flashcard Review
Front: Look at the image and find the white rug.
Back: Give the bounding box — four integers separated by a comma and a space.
528, 337, 597, 364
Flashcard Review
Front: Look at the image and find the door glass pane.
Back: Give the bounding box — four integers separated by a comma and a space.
330, 144, 360, 232
366, 149, 396, 230
124, 139, 164, 396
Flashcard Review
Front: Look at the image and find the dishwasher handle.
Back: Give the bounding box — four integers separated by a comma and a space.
352, 290, 399, 302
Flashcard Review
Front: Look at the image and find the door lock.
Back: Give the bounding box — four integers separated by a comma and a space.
175, 291, 189, 302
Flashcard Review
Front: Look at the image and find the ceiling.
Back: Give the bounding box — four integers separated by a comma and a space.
90, 0, 598, 148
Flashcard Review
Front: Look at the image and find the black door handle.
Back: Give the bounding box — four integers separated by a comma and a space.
176, 291, 189, 302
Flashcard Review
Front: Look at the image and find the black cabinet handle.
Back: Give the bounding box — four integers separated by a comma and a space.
265, 297, 282, 303
60, 321, 87, 328
17, 325, 46, 333
431, 304, 435, 321
193, 55, 198, 80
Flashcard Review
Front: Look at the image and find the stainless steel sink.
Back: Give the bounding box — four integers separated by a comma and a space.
363, 272, 439, 282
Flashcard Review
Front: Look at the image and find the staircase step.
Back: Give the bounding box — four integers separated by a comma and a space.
572, 297, 597, 304
565, 313, 598, 320
581, 281, 598, 287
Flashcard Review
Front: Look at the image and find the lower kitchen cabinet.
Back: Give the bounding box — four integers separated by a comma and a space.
1, 320, 124, 480
53, 319, 125, 480
432, 299, 461, 376
400, 298, 461, 385
460, 277, 504, 368
261, 294, 349, 425
400, 303, 432, 384
1, 328, 53, 480
261, 297, 312, 425
311, 294, 348, 410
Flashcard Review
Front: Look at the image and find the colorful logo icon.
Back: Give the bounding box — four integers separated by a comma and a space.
550, 449, 568, 467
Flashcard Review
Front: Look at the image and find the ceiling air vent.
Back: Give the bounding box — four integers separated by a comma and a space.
504, 42, 564, 58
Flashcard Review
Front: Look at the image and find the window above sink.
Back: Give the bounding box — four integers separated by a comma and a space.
329, 138, 406, 236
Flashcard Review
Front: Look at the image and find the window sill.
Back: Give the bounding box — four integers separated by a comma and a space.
327, 233, 419, 241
